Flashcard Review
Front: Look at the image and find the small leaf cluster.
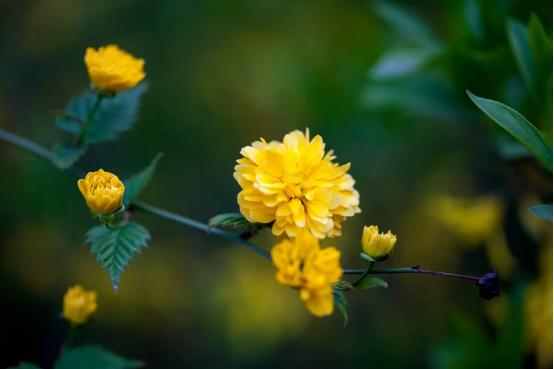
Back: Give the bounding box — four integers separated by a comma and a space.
52, 84, 148, 169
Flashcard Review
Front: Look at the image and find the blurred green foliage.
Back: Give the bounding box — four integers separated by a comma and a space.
0, 0, 551, 368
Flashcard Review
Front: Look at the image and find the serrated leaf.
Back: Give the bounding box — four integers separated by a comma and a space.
357, 276, 388, 289
86, 84, 148, 144
507, 18, 536, 93
55, 345, 143, 369
123, 153, 163, 206
51, 143, 86, 169
467, 91, 552, 171
7, 362, 42, 369
208, 213, 255, 230
85, 222, 150, 293
56, 84, 147, 144
333, 289, 348, 327
529, 204, 553, 222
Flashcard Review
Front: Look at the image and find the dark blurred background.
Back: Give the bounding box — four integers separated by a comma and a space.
0, 0, 552, 368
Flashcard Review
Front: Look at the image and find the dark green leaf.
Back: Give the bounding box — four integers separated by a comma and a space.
85, 84, 148, 144
360, 252, 376, 263
56, 84, 147, 144
51, 143, 86, 169
370, 49, 439, 80
55, 94, 89, 135
123, 153, 163, 206
507, 18, 536, 93
85, 222, 150, 293
7, 363, 43, 369
373, 2, 441, 48
208, 213, 256, 230
467, 91, 552, 171
55, 345, 143, 369
529, 204, 553, 222
357, 276, 388, 289
528, 14, 553, 86
334, 280, 354, 291
333, 289, 348, 327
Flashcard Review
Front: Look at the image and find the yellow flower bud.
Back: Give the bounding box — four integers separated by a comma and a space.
361, 225, 397, 261
84, 45, 145, 93
63, 285, 98, 325
77, 169, 125, 215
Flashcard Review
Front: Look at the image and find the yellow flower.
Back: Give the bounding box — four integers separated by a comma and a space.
63, 285, 98, 325
234, 129, 360, 239
77, 169, 125, 215
84, 45, 145, 93
271, 231, 342, 317
361, 225, 397, 261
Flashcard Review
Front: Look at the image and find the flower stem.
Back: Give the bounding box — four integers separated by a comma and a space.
343, 266, 481, 282
60, 323, 77, 355
76, 93, 103, 146
351, 261, 374, 288
0, 129, 54, 162
133, 202, 271, 260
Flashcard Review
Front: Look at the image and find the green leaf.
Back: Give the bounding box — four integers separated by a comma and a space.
467, 91, 552, 171
507, 18, 536, 93
369, 49, 440, 80
208, 213, 255, 230
56, 84, 147, 144
7, 362, 43, 369
528, 14, 553, 86
333, 289, 348, 327
123, 153, 163, 206
334, 280, 354, 291
51, 143, 86, 169
529, 204, 553, 222
85, 222, 150, 293
55, 345, 143, 369
86, 84, 147, 144
357, 276, 388, 289
373, 1, 441, 48
360, 252, 376, 262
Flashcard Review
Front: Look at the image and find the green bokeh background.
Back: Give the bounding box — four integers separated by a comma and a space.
1, 0, 552, 368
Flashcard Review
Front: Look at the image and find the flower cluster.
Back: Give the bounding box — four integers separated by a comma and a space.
271, 231, 342, 317
77, 169, 125, 215
63, 285, 98, 325
84, 44, 145, 93
234, 129, 360, 239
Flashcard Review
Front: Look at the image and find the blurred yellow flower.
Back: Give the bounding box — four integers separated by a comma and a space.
234, 129, 360, 239
63, 285, 98, 325
271, 231, 342, 317
361, 225, 397, 261
431, 195, 502, 244
525, 248, 552, 368
84, 45, 145, 93
77, 169, 125, 215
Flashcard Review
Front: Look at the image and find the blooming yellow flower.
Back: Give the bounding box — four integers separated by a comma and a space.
84, 45, 145, 93
271, 231, 342, 317
361, 225, 397, 261
234, 129, 360, 239
63, 285, 98, 325
77, 169, 125, 215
